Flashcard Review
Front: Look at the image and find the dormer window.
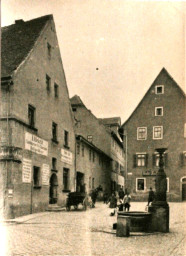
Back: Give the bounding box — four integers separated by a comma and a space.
155, 85, 164, 94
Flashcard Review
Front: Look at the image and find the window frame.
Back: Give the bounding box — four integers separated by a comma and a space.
137, 127, 147, 140
136, 178, 146, 192
155, 107, 163, 116
52, 122, 58, 142
153, 126, 163, 140
87, 135, 93, 143
64, 130, 69, 147
28, 104, 35, 128
52, 157, 57, 170
136, 153, 147, 167
63, 168, 70, 191
155, 85, 164, 94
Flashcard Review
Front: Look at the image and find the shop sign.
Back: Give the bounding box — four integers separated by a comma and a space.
61, 149, 72, 165
42, 164, 50, 185
22, 158, 32, 183
25, 132, 48, 156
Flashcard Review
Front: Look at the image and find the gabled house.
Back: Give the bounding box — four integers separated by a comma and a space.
70, 95, 125, 195
120, 68, 186, 201
0, 15, 76, 218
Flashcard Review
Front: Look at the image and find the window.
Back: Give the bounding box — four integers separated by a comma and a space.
63, 168, 69, 191
92, 178, 94, 189
155, 85, 164, 94
46, 74, 51, 92
77, 142, 80, 154
136, 178, 146, 191
52, 157, 57, 170
153, 153, 168, 167
87, 135, 93, 143
137, 127, 147, 140
155, 107, 163, 116
33, 166, 41, 187
72, 107, 77, 112
47, 42, 51, 59
153, 126, 163, 139
136, 153, 147, 167
28, 105, 35, 127
82, 143, 84, 157
64, 130, 69, 147
89, 149, 91, 161
54, 83, 58, 98
52, 122, 58, 141
180, 151, 186, 166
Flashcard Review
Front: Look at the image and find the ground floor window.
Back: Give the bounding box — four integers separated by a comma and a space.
136, 178, 146, 191
63, 168, 69, 191
33, 166, 41, 187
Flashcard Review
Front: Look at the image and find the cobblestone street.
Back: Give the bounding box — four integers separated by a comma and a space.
1, 202, 186, 256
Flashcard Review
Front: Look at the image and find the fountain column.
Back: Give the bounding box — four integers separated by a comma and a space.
148, 148, 169, 232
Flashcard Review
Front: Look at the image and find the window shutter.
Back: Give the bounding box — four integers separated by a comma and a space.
152, 154, 156, 166
145, 154, 148, 167
164, 153, 168, 167
133, 154, 136, 168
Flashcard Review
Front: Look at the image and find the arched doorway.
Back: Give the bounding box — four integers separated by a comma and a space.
181, 177, 186, 201
49, 173, 58, 204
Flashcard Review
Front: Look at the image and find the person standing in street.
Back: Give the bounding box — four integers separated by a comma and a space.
123, 192, 131, 211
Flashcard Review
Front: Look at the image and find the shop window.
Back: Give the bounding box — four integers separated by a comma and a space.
63, 168, 69, 191
136, 178, 146, 191
64, 130, 69, 147
155, 107, 163, 116
52, 122, 58, 142
28, 105, 35, 128
153, 126, 163, 140
137, 127, 147, 140
155, 85, 164, 94
46, 74, 51, 92
33, 166, 41, 187
134, 153, 148, 167
54, 83, 59, 98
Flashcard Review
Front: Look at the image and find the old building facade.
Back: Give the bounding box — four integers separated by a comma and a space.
120, 68, 186, 201
70, 95, 125, 195
0, 15, 76, 218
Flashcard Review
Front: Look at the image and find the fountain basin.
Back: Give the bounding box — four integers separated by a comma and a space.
118, 211, 152, 232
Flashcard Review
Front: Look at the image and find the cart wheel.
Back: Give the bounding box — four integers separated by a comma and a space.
83, 198, 87, 211
74, 205, 78, 210
66, 205, 71, 211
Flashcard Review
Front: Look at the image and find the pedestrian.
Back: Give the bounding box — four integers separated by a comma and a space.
147, 187, 155, 206
123, 192, 131, 211
103, 191, 108, 204
118, 188, 125, 200
91, 189, 98, 208
109, 192, 117, 216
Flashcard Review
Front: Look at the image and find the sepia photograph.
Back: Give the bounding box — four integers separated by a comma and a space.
0, 0, 186, 255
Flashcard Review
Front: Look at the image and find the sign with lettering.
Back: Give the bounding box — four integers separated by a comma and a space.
61, 149, 73, 165
25, 132, 48, 156
42, 164, 50, 185
22, 158, 32, 183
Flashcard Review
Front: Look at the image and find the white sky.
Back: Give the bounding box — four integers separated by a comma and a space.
1, 0, 185, 123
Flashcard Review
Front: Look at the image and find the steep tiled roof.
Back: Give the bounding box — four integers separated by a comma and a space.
70, 95, 85, 106
1, 15, 53, 77
99, 117, 121, 126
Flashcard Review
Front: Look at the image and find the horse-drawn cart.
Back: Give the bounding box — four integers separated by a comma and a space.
66, 192, 88, 211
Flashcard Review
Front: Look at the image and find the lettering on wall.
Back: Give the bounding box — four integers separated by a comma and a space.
25, 132, 48, 156
61, 149, 72, 165
22, 158, 32, 183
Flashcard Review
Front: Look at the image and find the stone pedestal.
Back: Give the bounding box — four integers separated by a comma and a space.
148, 204, 169, 232
116, 215, 130, 237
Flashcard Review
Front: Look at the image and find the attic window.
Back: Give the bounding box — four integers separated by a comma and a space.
155, 85, 164, 94
47, 43, 51, 59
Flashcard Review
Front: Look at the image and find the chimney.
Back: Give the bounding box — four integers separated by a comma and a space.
15, 19, 24, 25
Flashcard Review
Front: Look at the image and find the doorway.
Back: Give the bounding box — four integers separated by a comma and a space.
49, 173, 58, 204
76, 172, 85, 192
